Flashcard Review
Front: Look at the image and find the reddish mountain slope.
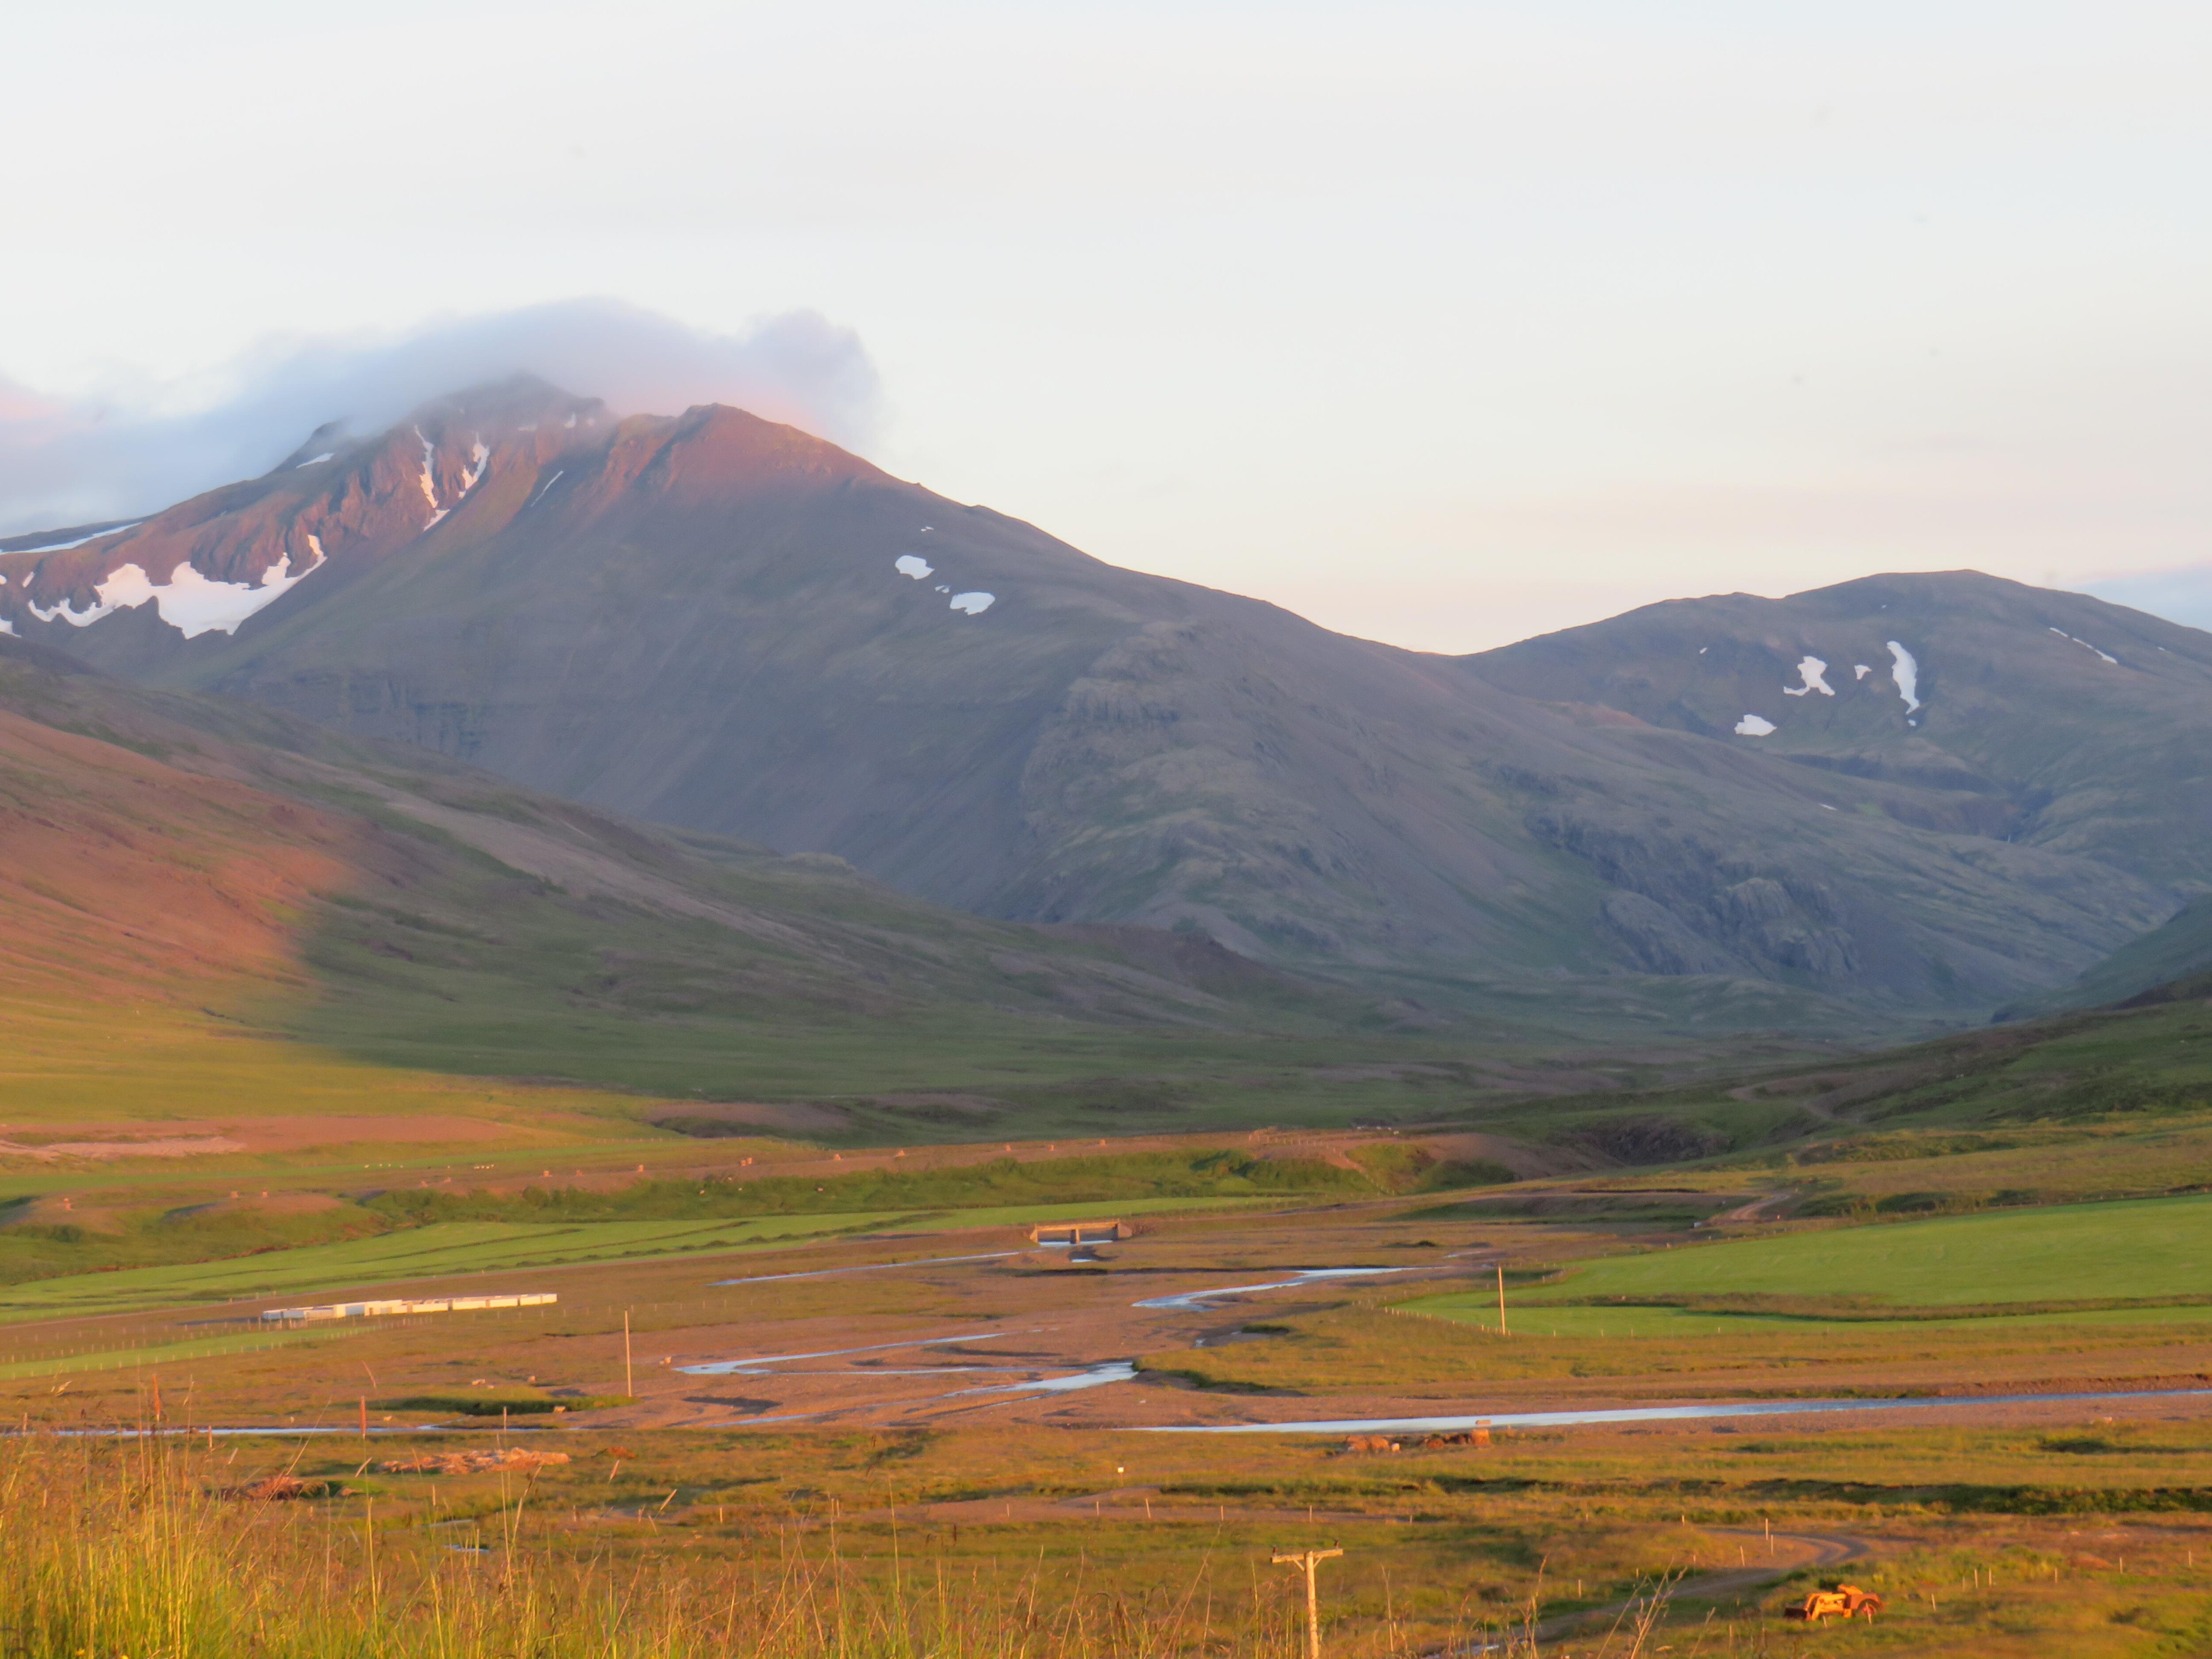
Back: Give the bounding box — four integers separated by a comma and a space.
0, 657, 353, 1006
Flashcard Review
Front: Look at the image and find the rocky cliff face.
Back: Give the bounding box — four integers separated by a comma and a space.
6, 380, 2199, 1019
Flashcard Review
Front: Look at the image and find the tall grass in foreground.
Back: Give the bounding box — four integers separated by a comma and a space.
0, 1438, 1673, 1659
0, 1436, 1261, 1659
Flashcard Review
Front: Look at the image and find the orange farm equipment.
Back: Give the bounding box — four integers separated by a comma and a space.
1785, 1583, 1884, 1624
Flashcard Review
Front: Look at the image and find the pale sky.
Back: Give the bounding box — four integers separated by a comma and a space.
4, 1, 2208, 649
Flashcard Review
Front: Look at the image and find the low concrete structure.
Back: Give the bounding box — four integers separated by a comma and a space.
259, 1292, 557, 1324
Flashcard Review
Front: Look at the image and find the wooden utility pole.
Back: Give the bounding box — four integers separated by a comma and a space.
623, 1310, 634, 1398
1273, 1548, 1343, 1659
1496, 1263, 1508, 1336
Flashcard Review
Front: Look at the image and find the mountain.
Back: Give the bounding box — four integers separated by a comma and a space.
1461, 572, 2212, 891
3, 379, 2201, 1020
1994, 895, 2212, 1020
0, 632, 1367, 1110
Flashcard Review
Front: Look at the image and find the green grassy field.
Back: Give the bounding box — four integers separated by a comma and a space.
0, 1139, 1452, 1325
1403, 1296, 2212, 1340
1535, 1193, 2212, 1306
0, 1194, 1296, 1325
0, 1215, 884, 1322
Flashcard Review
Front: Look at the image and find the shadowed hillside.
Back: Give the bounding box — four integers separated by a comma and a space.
8, 636, 1822, 1138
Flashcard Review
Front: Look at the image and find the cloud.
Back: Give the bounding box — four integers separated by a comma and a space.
0, 299, 882, 536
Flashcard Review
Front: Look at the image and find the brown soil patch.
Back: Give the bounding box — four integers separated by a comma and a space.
0, 1135, 245, 1162
0, 1115, 517, 1158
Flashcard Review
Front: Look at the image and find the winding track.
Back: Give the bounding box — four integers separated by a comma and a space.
1444, 1526, 1885, 1654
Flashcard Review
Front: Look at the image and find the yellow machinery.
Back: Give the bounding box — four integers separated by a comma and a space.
1785, 1583, 1884, 1624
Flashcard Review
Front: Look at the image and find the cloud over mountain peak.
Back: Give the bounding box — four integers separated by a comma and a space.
0, 299, 882, 538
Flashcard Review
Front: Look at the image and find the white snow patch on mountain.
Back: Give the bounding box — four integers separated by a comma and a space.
1733, 714, 1776, 736
949, 592, 995, 615
1886, 641, 1922, 714
0, 619, 13, 637
414, 429, 446, 528
295, 453, 335, 469
1782, 655, 1834, 697
2048, 626, 2117, 664
461, 437, 489, 493
894, 555, 933, 580
27, 544, 325, 639
144, 554, 322, 637
27, 578, 137, 628
1854, 664, 1872, 680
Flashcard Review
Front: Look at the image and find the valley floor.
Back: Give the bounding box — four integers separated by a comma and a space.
10, 1135, 2212, 1656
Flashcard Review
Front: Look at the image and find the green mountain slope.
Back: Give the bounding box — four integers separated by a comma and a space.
1995, 896, 2212, 1019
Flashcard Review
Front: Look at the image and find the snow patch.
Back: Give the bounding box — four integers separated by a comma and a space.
949, 591, 995, 615
1782, 655, 1834, 697
934, 584, 951, 593
143, 554, 322, 637
2048, 626, 2117, 665
1885, 641, 1922, 714
1733, 714, 1776, 736
0, 619, 13, 636
919, 526, 933, 532
894, 555, 933, 580
527, 469, 565, 508
414, 428, 446, 529
460, 436, 489, 493
26, 543, 325, 639
1853, 664, 1872, 680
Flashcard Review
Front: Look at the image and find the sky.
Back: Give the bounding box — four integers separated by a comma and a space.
2, 0, 2208, 651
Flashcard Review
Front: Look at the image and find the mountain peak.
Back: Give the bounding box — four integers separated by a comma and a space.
0, 381, 891, 652
408, 373, 606, 434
